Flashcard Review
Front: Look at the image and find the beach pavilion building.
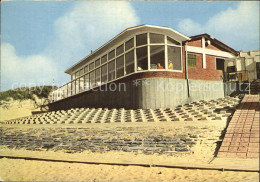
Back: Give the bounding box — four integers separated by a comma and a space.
49, 25, 238, 111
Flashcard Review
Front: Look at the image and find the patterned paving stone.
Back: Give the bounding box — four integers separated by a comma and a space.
218, 95, 259, 159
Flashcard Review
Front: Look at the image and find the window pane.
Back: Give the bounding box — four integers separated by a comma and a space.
71, 81, 75, 95
90, 71, 95, 88
76, 79, 79, 94
76, 71, 80, 78
89, 62, 94, 70
80, 76, 84, 92
125, 50, 134, 75
125, 38, 134, 51
72, 74, 75, 80
108, 60, 115, 81
136, 33, 147, 47
150, 33, 164, 44
187, 54, 196, 67
64, 85, 68, 98
108, 50, 115, 60
101, 64, 107, 84
95, 68, 101, 86
80, 69, 84, 76
101, 55, 107, 64
168, 46, 182, 70
68, 83, 71, 97
95, 59, 100, 67
150, 46, 165, 69
167, 36, 180, 45
116, 55, 124, 78
136, 46, 148, 70
116, 44, 124, 56
84, 66, 88, 73
84, 74, 89, 90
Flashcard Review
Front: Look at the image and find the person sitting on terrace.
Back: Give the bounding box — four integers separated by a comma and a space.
157, 63, 164, 69
168, 60, 173, 69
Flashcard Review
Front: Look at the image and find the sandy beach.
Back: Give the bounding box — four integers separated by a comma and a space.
0, 99, 259, 181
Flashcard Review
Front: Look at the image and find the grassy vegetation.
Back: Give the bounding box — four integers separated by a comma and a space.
0, 86, 57, 101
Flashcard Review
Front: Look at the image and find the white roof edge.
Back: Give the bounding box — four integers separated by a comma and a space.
65, 25, 190, 74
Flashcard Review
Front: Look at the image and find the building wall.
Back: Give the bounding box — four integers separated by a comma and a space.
187, 39, 202, 47
187, 53, 223, 81
49, 74, 224, 111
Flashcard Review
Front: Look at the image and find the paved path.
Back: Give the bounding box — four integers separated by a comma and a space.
218, 95, 259, 158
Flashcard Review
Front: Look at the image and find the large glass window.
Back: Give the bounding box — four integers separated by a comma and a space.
116, 55, 124, 78
108, 50, 115, 60
101, 55, 107, 64
116, 44, 124, 56
64, 85, 68, 98
150, 33, 164, 44
80, 69, 84, 76
168, 46, 182, 70
76, 71, 80, 78
68, 83, 71, 97
72, 74, 75, 80
125, 38, 134, 51
89, 71, 95, 88
101, 64, 107, 84
89, 62, 94, 70
95, 68, 101, 86
84, 74, 89, 90
136, 46, 148, 70
136, 33, 147, 47
75, 78, 79, 94
95, 59, 100, 67
187, 54, 196, 67
71, 81, 75, 95
108, 60, 115, 81
84, 66, 88, 74
80, 76, 84, 92
125, 50, 134, 75
150, 46, 165, 69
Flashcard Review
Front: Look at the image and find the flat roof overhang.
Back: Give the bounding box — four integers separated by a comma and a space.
65, 25, 190, 75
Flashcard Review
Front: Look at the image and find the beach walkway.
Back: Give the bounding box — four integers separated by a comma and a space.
218, 94, 259, 158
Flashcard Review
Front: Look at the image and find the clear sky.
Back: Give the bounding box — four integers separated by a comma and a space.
1, 1, 259, 91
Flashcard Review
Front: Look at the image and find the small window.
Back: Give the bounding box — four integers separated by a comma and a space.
116, 44, 124, 56
95, 59, 100, 67
136, 33, 147, 47
150, 33, 164, 44
89, 62, 95, 70
101, 55, 107, 64
125, 38, 134, 51
216, 58, 225, 71
187, 54, 196, 67
108, 50, 115, 60
167, 36, 180, 45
